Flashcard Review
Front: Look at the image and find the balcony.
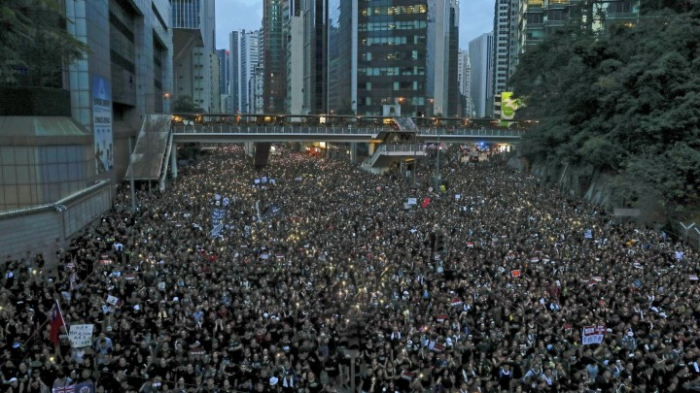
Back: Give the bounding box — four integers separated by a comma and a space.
605, 12, 638, 21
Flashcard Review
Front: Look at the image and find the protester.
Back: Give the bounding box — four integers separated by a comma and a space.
1, 144, 698, 393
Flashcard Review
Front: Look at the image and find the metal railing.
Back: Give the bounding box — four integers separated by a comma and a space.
172, 125, 386, 135
172, 125, 526, 138
416, 128, 525, 137
366, 144, 425, 167
377, 144, 424, 153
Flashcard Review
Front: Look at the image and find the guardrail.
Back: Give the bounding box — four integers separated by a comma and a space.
377, 144, 424, 153
172, 125, 387, 135
417, 128, 525, 137
172, 125, 526, 138
367, 144, 425, 167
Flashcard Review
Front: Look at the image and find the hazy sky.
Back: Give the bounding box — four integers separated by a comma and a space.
214, 0, 494, 53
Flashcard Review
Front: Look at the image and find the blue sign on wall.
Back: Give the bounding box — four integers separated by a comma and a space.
92, 75, 113, 173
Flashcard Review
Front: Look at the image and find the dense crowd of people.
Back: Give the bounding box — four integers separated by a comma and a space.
1, 144, 699, 393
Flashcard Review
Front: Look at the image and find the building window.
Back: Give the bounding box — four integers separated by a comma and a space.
548, 9, 567, 21
608, 0, 632, 13
526, 13, 543, 24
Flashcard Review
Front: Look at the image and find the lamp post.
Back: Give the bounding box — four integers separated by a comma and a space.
128, 137, 136, 212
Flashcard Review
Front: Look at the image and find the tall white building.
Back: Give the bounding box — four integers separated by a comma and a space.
240, 30, 260, 113
250, 65, 265, 114
457, 50, 474, 117
172, 0, 216, 112
492, 0, 522, 118
284, 0, 304, 115
468, 32, 494, 118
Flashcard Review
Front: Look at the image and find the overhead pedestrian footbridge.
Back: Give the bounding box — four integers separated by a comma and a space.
170, 125, 525, 144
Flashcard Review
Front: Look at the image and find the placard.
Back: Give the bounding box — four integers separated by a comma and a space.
582, 325, 606, 345
69, 324, 94, 348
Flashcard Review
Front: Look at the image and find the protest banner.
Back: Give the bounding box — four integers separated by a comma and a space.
582, 325, 606, 345
69, 324, 94, 348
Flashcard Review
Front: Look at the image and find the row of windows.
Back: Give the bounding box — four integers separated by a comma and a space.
172, 1, 200, 29
358, 66, 426, 76
358, 20, 427, 32
361, 5, 427, 17
361, 51, 422, 61
0, 163, 90, 184
110, 28, 136, 64
0, 147, 89, 165
356, 97, 428, 106
360, 36, 426, 46
360, 81, 421, 91
0, 182, 87, 210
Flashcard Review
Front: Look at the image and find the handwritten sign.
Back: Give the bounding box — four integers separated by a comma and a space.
69, 324, 94, 348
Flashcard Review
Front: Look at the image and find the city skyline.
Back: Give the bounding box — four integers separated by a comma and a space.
215, 0, 493, 52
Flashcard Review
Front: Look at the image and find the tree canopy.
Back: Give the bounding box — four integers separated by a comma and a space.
173, 95, 204, 113
0, 0, 87, 86
512, 1, 700, 214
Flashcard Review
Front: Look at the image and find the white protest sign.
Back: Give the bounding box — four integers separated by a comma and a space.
106, 295, 119, 306
455, 194, 461, 200
407, 198, 418, 205
254, 179, 261, 184
581, 325, 605, 345
69, 324, 94, 348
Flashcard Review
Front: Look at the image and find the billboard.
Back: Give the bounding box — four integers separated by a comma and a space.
92, 76, 113, 173
500, 92, 520, 120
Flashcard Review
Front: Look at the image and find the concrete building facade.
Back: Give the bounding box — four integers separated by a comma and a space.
457, 50, 474, 117
263, 0, 287, 113
240, 30, 260, 113
0, 0, 173, 263
469, 32, 494, 118
171, 0, 215, 112
229, 31, 240, 113
285, 0, 305, 115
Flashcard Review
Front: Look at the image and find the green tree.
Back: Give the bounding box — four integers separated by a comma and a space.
172, 95, 203, 113
1, 0, 87, 86
512, 2, 700, 215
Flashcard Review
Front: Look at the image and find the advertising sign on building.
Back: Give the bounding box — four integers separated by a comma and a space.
92, 76, 113, 173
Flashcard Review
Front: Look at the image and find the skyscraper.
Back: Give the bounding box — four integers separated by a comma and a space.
457, 50, 474, 117
210, 52, 221, 113
493, 0, 522, 95
522, 0, 640, 49
284, 0, 304, 115
229, 31, 240, 113
171, 0, 215, 112
215, 49, 229, 96
427, 0, 460, 117
469, 32, 494, 118
324, 0, 458, 118
215, 49, 230, 113
326, 0, 354, 115
263, 0, 287, 113
301, 0, 327, 114
240, 30, 260, 113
